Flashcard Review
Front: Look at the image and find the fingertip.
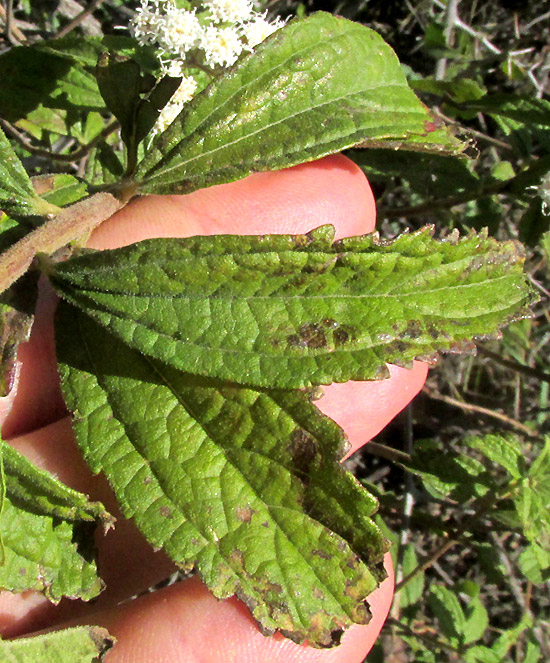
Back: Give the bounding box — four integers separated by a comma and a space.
318, 362, 429, 456
88, 154, 376, 249
65, 555, 393, 663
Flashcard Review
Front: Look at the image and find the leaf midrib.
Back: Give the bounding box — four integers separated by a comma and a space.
77, 309, 359, 622
139, 18, 365, 176
143, 82, 425, 187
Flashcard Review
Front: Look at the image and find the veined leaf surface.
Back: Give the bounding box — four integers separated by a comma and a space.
52, 226, 534, 389
0, 436, 111, 601
0, 626, 114, 663
135, 12, 464, 195
56, 301, 388, 647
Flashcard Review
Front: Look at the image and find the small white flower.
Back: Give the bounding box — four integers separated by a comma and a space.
243, 13, 285, 49
160, 59, 186, 77
131, 0, 165, 45
158, 7, 203, 57
201, 25, 243, 67
171, 75, 199, 103
155, 101, 184, 134
203, 0, 255, 24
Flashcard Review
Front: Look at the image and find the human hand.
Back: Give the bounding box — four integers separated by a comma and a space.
0, 154, 427, 662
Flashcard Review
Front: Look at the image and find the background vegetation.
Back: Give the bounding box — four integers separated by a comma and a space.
1, 0, 549, 660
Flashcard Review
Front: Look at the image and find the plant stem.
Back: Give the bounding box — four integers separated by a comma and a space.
0, 192, 122, 295
0, 118, 120, 164
54, 0, 104, 39
422, 385, 539, 438
365, 441, 411, 465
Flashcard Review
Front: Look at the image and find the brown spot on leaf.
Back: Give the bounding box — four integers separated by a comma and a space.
312, 549, 333, 560
402, 319, 423, 340
289, 428, 318, 475
159, 506, 173, 518
235, 505, 255, 522
333, 328, 349, 346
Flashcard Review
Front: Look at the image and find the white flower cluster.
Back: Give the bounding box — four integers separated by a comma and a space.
132, 0, 285, 135
131, 0, 285, 68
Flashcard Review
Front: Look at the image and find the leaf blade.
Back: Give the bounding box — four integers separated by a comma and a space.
56, 301, 388, 647
135, 12, 464, 195
0, 626, 114, 663
52, 226, 535, 389
0, 435, 111, 602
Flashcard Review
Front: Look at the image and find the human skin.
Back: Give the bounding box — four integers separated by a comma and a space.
0, 154, 428, 662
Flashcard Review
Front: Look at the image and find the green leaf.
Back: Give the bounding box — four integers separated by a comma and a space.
491, 613, 533, 659
518, 543, 550, 584
51, 226, 534, 390
0, 43, 105, 123
0, 127, 58, 219
463, 434, 525, 480
31, 173, 89, 208
513, 438, 550, 550
540, 230, 550, 266
0, 626, 114, 662
463, 596, 489, 644
0, 436, 112, 601
410, 438, 493, 501
427, 585, 466, 645
464, 646, 501, 663
399, 544, 424, 610
135, 12, 464, 195
56, 301, 389, 647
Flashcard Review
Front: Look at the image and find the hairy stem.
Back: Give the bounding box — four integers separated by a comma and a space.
0, 192, 123, 295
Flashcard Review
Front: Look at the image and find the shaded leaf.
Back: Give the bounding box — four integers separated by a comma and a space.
0, 44, 104, 123
0, 626, 114, 662
136, 12, 464, 195
0, 436, 111, 601
427, 585, 465, 645
349, 148, 479, 200
0, 271, 39, 397
51, 225, 534, 390
56, 301, 388, 647
95, 52, 181, 169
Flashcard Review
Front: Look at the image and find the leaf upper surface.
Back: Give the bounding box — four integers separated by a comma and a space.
135, 12, 464, 195
0, 626, 114, 663
56, 301, 388, 647
0, 127, 56, 219
0, 437, 111, 601
52, 226, 534, 389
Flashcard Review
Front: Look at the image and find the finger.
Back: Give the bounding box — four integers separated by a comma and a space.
319, 362, 428, 458
55, 554, 394, 663
88, 153, 377, 249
